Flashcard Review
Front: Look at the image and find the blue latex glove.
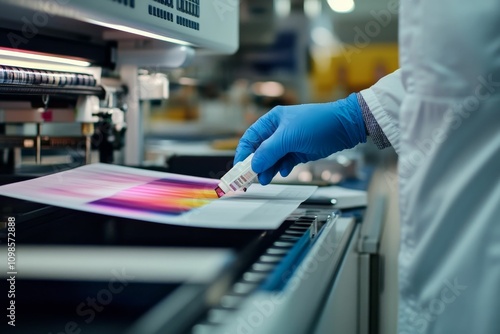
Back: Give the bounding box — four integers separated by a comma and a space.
234, 93, 367, 185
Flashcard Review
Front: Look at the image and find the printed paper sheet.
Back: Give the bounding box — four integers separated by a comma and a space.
0, 163, 316, 229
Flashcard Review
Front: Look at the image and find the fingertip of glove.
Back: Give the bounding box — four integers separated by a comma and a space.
258, 166, 279, 185
257, 173, 271, 186
279, 167, 292, 178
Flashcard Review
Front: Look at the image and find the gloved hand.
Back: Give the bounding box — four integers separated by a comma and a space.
234, 93, 367, 185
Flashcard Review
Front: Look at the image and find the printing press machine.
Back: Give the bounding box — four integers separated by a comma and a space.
0, 176, 386, 334
0, 1, 385, 333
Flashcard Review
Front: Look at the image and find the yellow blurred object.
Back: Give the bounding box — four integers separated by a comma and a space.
310, 43, 399, 101
211, 137, 240, 150
150, 106, 199, 122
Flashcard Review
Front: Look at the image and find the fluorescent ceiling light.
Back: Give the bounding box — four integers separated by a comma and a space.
0, 48, 91, 67
328, 0, 355, 13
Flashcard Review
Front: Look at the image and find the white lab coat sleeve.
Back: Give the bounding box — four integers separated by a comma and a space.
360, 69, 405, 153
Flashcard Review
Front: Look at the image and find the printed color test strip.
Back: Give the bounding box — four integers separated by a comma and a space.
89, 178, 219, 215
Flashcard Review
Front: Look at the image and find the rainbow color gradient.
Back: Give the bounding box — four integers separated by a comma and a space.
89, 177, 219, 216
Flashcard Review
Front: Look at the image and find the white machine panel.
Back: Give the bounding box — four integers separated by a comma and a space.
0, 0, 239, 53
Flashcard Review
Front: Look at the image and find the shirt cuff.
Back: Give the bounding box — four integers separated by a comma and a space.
356, 93, 392, 149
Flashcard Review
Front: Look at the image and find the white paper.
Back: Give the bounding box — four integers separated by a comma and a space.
0, 163, 316, 229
